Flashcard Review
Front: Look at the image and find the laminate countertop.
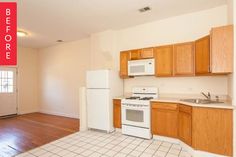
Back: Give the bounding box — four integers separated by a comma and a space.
114, 96, 234, 109
151, 97, 234, 109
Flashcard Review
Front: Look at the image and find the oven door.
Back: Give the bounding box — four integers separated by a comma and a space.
121, 104, 150, 128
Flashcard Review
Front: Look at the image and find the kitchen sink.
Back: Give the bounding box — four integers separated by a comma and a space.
180, 98, 224, 104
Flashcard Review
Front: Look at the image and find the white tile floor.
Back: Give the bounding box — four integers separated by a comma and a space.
16, 130, 192, 157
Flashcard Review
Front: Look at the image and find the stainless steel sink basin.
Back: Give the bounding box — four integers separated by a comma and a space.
180, 98, 224, 104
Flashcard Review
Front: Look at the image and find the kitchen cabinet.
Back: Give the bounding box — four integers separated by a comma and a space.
151, 102, 179, 138
113, 99, 121, 128
211, 25, 233, 74
141, 47, 154, 59
178, 105, 192, 146
130, 48, 154, 60
120, 51, 130, 78
130, 49, 141, 60
154, 45, 173, 76
192, 107, 233, 156
173, 42, 195, 76
195, 36, 210, 75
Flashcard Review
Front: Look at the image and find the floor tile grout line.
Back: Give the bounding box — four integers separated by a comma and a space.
151, 140, 163, 157
19, 130, 190, 157
164, 143, 173, 157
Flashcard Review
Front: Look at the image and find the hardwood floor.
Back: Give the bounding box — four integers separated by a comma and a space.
0, 112, 79, 157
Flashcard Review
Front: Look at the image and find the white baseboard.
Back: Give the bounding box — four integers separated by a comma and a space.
153, 135, 180, 144
80, 127, 88, 131
18, 109, 39, 115
39, 110, 79, 119
115, 128, 122, 132
153, 135, 228, 157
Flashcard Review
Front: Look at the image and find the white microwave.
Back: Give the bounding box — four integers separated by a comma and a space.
128, 59, 155, 76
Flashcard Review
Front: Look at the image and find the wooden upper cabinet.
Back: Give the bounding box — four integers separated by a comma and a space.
141, 47, 154, 59
211, 25, 233, 74
130, 48, 154, 60
120, 51, 130, 78
113, 99, 121, 128
154, 45, 173, 77
173, 42, 195, 76
151, 102, 179, 138
195, 36, 210, 75
130, 49, 141, 60
192, 107, 233, 156
178, 105, 192, 146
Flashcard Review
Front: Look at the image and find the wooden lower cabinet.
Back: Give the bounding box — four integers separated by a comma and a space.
192, 107, 233, 156
113, 99, 121, 128
178, 105, 192, 146
151, 102, 233, 156
151, 102, 179, 138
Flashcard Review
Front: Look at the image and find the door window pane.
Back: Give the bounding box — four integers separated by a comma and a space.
7, 71, 13, 79
0, 70, 14, 93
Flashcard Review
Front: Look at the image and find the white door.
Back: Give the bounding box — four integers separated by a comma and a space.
87, 89, 110, 131
0, 68, 17, 116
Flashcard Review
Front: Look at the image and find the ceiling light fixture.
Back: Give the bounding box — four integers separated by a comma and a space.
56, 40, 64, 42
17, 30, 28, 37
139, 6, 151, 13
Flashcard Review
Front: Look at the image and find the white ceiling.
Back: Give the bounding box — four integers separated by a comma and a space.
12, 0, 227, 48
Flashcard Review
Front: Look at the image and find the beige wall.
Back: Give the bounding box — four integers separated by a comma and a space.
18, 47, 39, 114
90, 30, 118, 70
124, 76, 228, 96
117, 5, 227, 51
38, 38, 90, 118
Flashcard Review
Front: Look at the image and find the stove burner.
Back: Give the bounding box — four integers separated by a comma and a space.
126, 96, 140, 100
140, 97, 154, 100
126, 97, 154, 100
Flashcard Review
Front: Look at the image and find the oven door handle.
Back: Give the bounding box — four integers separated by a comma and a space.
122, 104, 149, 110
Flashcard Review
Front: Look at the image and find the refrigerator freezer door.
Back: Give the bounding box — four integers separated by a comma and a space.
86, 70, 109, 89
87, 89, 111, 131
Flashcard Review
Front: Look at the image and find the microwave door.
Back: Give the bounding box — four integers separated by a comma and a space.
128, 59, 155, 76
128, 64, 146, 76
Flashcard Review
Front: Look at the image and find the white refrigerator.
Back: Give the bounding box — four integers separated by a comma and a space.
86, 70, 123, 132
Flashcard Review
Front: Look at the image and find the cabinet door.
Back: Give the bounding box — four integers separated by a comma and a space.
192, 107, 233, 156
151, 102, 178, 138
141, 48, 154, 59
130, 49, 141, 60
120, 51, 130, 78
195, 36, 210, 74
178, 105, 192, 146
173, 42, 194, 76
113, 99, 121, 128
154, 45, 173, 76
211, 25, 233, 73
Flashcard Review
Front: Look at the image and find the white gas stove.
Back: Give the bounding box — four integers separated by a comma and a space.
121, 87, 158, 139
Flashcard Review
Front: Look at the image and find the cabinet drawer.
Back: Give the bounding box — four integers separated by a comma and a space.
179, 104, 192, 114
152, 102, 178, 111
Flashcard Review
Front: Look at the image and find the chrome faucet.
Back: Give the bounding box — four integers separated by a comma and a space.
201, 92, 211, 100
